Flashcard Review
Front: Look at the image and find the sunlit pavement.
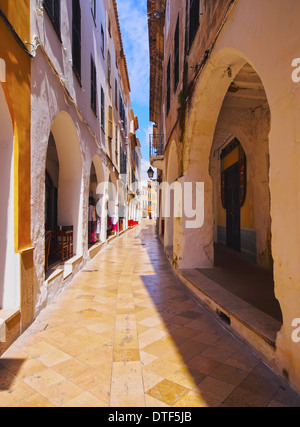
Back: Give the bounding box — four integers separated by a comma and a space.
0, 222, 299, 407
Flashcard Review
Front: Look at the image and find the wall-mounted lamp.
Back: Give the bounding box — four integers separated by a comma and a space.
147, 167, 162, 183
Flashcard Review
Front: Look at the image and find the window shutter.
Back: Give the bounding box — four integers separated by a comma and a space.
91, 57, 97, 114
44, 0, 61, 39
167, 57, 171, 114
72, 0, 81, 80
101, 87, 105, 130
174, 16, 180, 91
189, 0, 200, 48
108, 106, 113, 139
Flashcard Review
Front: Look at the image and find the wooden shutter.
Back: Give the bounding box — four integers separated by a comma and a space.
72, 0, 81, 79
91, 57, 97, 114
174, 16, 180, 91
108, 106, 113, 139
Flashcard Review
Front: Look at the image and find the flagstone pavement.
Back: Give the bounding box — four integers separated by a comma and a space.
1, 223, 300, 407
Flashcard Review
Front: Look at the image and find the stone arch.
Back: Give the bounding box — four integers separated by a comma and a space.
45, 111, 83, 268
0, 85, 19, 309
89, 154, 106, 243
164, 141, 180, 250
107, 171, 118, 235
209, 61, 273, 268
179, 47, 272, 269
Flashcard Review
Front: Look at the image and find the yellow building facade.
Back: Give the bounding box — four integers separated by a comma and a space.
0, 0, 32, 352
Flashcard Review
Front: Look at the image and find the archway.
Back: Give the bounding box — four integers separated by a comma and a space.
178, 51, 282, 327
45, 112, 83, 271
107, 171, 118, 237
206, 62, 282, 323
88, 155, 106, 246
0, 85, 19, 309
165, 142, 179, 251
210, 63, 272, 268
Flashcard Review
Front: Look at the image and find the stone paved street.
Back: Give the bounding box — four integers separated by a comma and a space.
0, 223, 299, 407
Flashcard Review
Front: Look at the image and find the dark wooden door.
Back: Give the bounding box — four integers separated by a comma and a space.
225, 164, 241, 252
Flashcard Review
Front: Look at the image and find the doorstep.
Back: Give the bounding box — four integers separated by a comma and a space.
0, 309, 21, 343
175, 267, 281, 352
88, 242, 105, 259
64, 255, 83, 278
178, 268, 281, 346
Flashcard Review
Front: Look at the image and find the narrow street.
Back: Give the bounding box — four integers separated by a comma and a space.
0, 223, 299, 407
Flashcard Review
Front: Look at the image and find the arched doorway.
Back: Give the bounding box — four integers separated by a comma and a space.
206, 62, 282, 323
178, 52, 282, 334
210, 63, 272, 269
88, 155, 106, 246
107, 172, 118, 237
0, 85, 19, 309
45, 112, 83, 271
165, 142, 179, 252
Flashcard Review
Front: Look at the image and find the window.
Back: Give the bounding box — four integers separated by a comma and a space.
91, 0, 96, 23
167, 57, 171, 115
91, 56, 97, 115
44, 0, 61, 39
119, 94, 125, 128
107, 50, 111, 85
72, 0, 81, 81
115, 125, 119, 165
115, 79, 118, 109
108, 17, 111, 37
101, 87, 105, 130
101, 25, 105, 57
174, 16, 180, 91
189, 0, 200, 48
108, 106, 113, 139
166, 0, 170, 34
120, 149, 127, 175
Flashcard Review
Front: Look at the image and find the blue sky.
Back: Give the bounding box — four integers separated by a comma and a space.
117, 0, 152, 181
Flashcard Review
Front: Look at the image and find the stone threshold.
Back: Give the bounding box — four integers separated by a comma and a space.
164, 250, 283, 377
0, 309, 21, 343
176, 268, 281, 348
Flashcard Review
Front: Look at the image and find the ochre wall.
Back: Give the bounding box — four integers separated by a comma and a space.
0, 0, 31, 252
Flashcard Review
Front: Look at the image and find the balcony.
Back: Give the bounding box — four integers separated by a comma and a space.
149, 134, 165, 170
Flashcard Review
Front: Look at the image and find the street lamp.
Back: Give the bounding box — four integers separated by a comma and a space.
147, 167, 155, 180
147, 166, 162, 184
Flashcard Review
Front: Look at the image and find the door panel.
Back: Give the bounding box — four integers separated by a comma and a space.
225, 164, 241, 252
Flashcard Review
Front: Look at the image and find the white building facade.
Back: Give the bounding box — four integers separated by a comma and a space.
30, 0, 141, 318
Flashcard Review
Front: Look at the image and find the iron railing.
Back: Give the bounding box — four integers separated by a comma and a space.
149, 134, 164, 158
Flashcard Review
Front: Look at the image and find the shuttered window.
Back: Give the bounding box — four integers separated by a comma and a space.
91, 57, 97, 115
44, 0, 61, 39
107, 50, 111, 85
174, 16, 180, 91
101, 87, 105, 131
72, 0, 81, 81
115, 79, 118, 109
189, 0, 200, 48
167, 57, 171, 115
108, 106, 113, 139
91, 0, 96, 22
101, 25, 105, 57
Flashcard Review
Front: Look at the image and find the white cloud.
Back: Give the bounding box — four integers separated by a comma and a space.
141, 124, 153, 149
141, 158, 150, 186
117, 0, 149, 107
